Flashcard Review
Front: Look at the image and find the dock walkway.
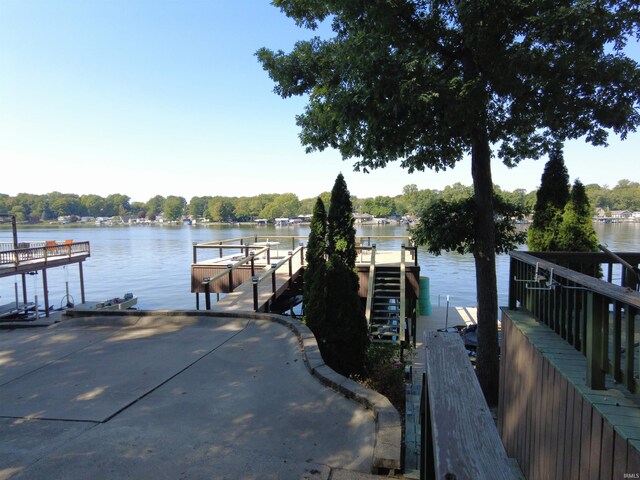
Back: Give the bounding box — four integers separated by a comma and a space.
210, 252, 304, 312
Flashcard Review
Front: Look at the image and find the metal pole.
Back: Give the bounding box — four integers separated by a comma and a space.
11, 215, 18, 249
79, 262, 86, 304
204, 277, 211, 310
445, 295, 450, 330
22, 273, 27, 304
252, 276, 259, 311
271, 264, 277, 293
42, 268, 50, 317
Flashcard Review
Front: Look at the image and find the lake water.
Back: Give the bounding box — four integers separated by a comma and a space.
1, 223, 638, 311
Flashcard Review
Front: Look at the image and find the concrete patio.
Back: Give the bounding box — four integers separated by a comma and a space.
0, 313, 396, 479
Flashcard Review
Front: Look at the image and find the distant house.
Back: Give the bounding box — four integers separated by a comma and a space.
354, 213, 374, 224
594, 207, 607, 219
610, 210, 632, 219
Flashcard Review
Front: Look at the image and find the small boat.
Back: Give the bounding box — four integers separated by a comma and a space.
73, 293, 138, 311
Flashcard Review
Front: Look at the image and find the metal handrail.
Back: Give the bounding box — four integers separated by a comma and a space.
364, 245, 377, 327
400, 244, 407, 344
200, 246, 305, 312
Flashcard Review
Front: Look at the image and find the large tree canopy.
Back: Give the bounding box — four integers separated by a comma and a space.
257, 0, 640, 403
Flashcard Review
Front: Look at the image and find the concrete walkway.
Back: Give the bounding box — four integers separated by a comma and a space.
0, 313, 387, 479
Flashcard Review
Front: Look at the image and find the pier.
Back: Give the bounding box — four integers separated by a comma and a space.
0, 240, 90, 317
191, 235, 420, 346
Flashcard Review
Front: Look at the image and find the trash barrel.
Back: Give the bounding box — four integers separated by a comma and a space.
418, 276, 432, 316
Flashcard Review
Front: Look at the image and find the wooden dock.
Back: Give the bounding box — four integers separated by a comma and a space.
190, 236, 420, 338
0, 241, 90, 317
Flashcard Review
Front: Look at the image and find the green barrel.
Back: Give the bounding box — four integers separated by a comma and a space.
418, 276, 432, 316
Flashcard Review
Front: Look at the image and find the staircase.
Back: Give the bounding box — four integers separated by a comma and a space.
370, 267, 402, 343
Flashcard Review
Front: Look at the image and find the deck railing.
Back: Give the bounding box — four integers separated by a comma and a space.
199, 246, 305, 311
364, 245, 377, 327
508, 250, 640, 392
0, 241, 91, 267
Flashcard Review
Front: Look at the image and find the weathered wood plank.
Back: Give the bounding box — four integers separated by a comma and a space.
613, 431, 628, 479
601, 420, 614, 480
423, 331, 516, 479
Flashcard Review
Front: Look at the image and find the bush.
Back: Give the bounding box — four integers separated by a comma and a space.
361, 344, 407, 412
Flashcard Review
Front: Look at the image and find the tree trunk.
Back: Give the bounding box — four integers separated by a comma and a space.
471, 126, 500, 406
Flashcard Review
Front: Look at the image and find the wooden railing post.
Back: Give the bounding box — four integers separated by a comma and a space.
250, 252, 255, 277
288, 252, 292, 277
227, 264, 234, 292
508, 256, 517, 310
586, 292, 606, 390
625, 306, 637, 391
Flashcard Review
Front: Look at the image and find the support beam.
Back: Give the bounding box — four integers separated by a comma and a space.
42, 268, 50, 317
79, 262, 86, 304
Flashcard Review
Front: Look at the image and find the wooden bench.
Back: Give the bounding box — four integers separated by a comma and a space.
421, 331, 520, 479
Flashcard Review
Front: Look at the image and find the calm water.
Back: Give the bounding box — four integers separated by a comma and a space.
1, 223, 638, 310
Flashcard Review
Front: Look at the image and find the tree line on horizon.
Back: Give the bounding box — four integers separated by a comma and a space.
0, 179, 638, 223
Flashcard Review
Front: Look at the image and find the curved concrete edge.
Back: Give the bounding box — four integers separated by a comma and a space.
60, 309, 402, 473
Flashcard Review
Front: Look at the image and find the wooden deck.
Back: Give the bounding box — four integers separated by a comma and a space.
0, 241, 90, 277
190, 235, 419, 318
0, 241, 90, 317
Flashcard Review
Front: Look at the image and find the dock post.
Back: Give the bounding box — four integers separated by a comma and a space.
252, 276, 259, 311
21, 273, 27, 304
288, 253, 292, 277
192, 242, 197, 264
42, 268, 50, 317
267, 247, 271, 264
271, 264, 277, 293
204, 277, 211, 310
195, 292, 200, 310
78, 262, 86, 304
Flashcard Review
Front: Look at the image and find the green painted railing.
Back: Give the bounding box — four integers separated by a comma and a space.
509, 250, 640, 392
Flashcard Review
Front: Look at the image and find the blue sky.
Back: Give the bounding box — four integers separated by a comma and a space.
1, 1, 639, 203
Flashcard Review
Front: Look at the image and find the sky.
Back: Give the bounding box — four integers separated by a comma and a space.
1, 1, 639, 204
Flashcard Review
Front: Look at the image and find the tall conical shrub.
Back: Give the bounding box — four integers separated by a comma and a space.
528, 145, 571, 251
324, 174, 368, 376
303, 198, 327, 338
